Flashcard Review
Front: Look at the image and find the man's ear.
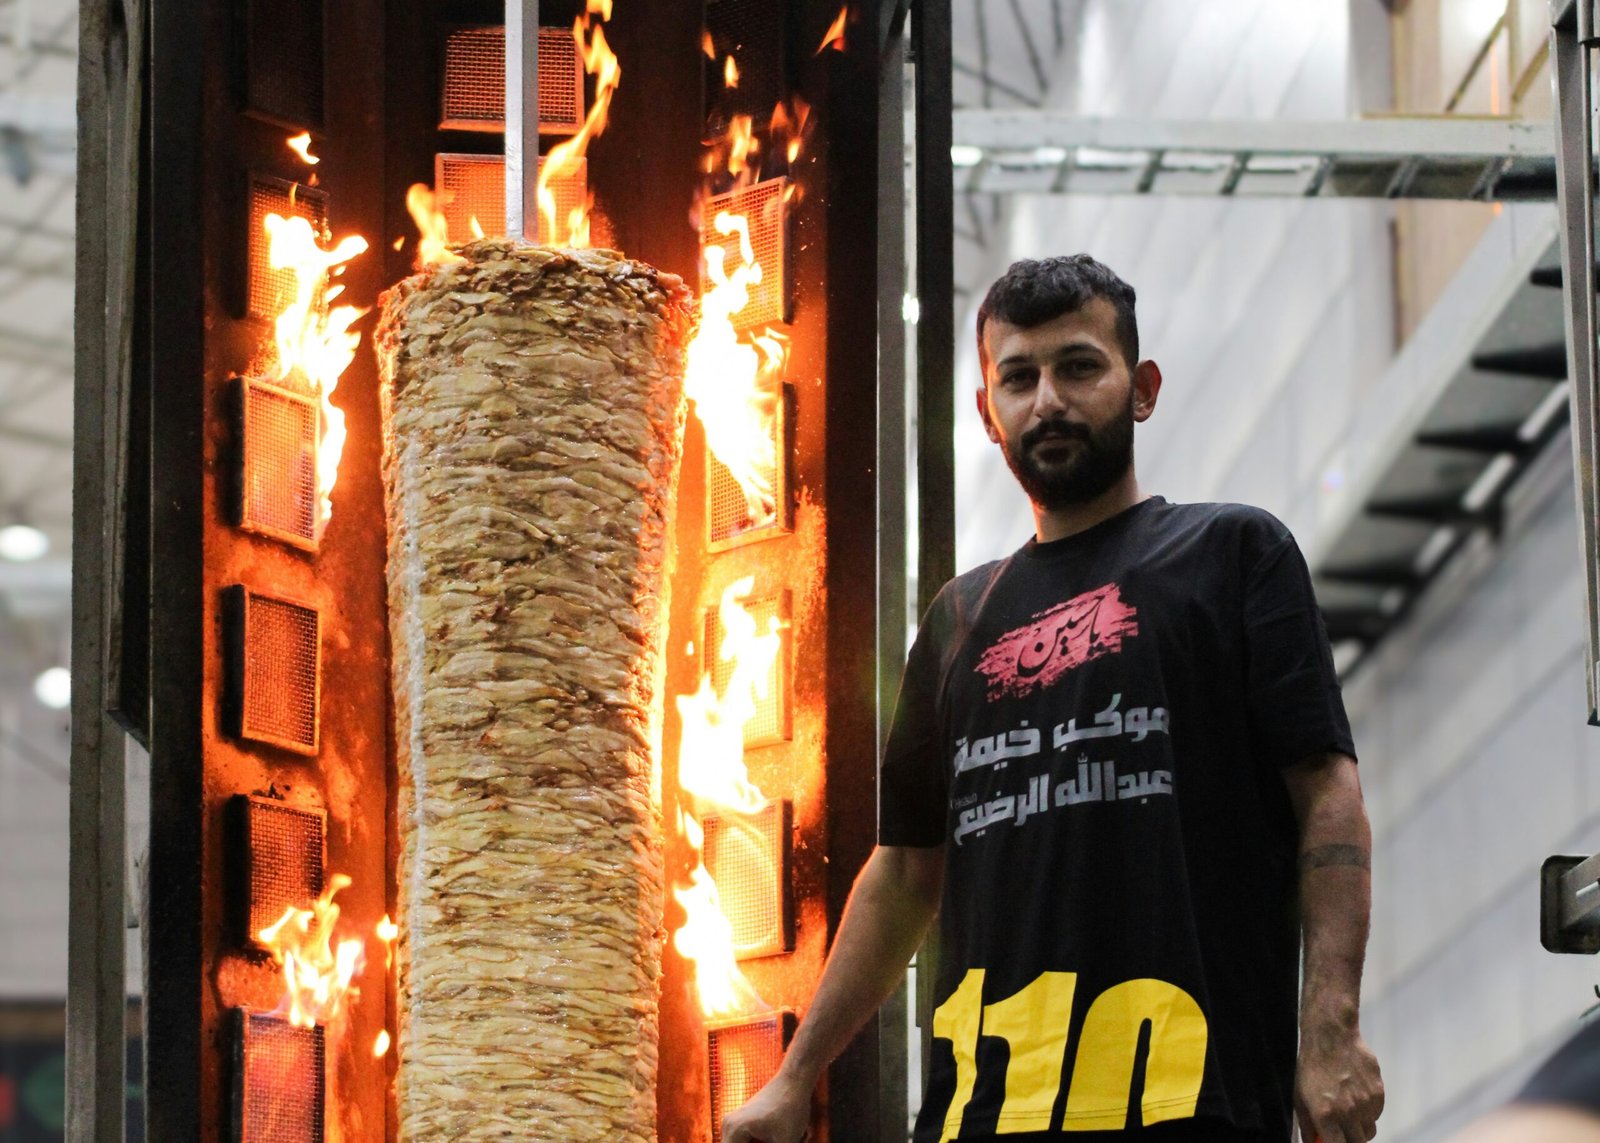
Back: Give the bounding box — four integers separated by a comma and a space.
1133, 359, 1162, 422
976, 386, 1001, 443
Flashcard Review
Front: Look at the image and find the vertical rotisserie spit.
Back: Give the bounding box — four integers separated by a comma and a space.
376, 239, 693, 1141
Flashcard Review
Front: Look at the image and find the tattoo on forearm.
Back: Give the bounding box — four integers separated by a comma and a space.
1301, 843, 1370, 871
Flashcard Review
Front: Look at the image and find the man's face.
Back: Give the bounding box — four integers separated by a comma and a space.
977, 298, 1155, 511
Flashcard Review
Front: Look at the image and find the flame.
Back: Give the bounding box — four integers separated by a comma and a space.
373, 1029, 391, 1058
673, 579, 784, 1018
537, 2, 620, 246
392, 236, 405, 252
702, 29, 716, 59
287, 132, 319, 165
724, 55, 740, 88
772, 97, 811, 166
727, 114, 758, 181
262, 210, 368, 534
469, 215, 486, 240
257, 874, 366, 1029
405, 184, 464, 267
684, 211, 786, 521
376, 913, 399, 970
817, 6, 847, 54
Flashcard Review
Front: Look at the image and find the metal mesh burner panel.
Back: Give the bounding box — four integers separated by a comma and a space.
233, 376, 319, 550
440, 25, 585, 133
703, 177, 790, 330
247, 177, 328, 328
707, 1012, 795, 1142
229, 795, 325, 950
224, 586, 322, 756
703, 800, 793, 960
231, 1009, 325, 1143
707, 382, 793, 551
704, 591, 792, 747
241, 0, 324, 130
434, 153, 588, 244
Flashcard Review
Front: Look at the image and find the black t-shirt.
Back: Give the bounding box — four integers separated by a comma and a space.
879, 497, 1356, 1142
1519, 1017, 1600, 1116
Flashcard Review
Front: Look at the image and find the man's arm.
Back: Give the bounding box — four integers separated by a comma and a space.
722, 843, 946, 1143
1283, 751, 1384, 1143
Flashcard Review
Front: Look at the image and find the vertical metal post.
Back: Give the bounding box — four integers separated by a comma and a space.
68, 0, 140, 1137
911, 0, 955, 1108
876, 13, 912, 1140
915, 0, 955, 618
505, 0, 539, 241
1551, 0, 1600, 723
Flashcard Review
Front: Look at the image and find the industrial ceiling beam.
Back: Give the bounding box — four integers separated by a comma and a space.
950, 113, 1558, 200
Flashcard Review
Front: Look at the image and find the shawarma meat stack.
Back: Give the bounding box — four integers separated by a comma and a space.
375, 239, 693, 1142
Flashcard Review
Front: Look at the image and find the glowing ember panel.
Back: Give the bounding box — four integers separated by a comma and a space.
247, 178, 328, 327
702, 178, 789, 330
230, 796, 325, 951
707, 1013, 795, 1142
224, 586, 321, 756
433, 153, 588, 243
705, 591, 791, 746
233, 376, 319, 550
231, 1009, 325, 1143
439, 25, 585, 133
376, 241, 692, 1141
703, 801, 792, 959
707, 384, 791, 550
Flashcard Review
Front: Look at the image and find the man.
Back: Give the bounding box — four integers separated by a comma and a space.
1448, 1020, 1600, 1143
723, 256, 1384, 1142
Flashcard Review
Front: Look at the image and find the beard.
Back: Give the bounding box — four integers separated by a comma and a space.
1001, 394, 1135, 511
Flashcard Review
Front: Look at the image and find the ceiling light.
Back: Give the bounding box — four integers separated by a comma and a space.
34, 667, 70, 710
950, 144, 983, 168
0, 524, 47, 561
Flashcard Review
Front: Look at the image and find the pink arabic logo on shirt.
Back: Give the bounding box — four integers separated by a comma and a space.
975, 583, 1139, 699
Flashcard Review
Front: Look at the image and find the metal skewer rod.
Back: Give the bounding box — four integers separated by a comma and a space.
505, 0, 539, 242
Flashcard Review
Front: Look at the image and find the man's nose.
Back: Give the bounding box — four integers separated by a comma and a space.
1031, 372, 1068, 418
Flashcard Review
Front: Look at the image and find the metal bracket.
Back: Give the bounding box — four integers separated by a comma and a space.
1542, 854, 1600, 953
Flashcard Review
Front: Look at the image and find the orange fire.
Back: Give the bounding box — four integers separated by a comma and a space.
771, 97, 812, 167
257, 874, 367, 1030
817, 6, 848, 54
537, 0, 621, 246
726, 114, 758, 182
724, 55, 740, 89
262, 208, 368, 535
405, 183, 465, 268
287, 132, 320, 165
684, 211, 787, 521
673, 578, 783, 1018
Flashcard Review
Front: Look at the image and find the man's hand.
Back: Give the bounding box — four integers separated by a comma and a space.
1295, 1023, 1384, 1143
721, 1069, 812, 1143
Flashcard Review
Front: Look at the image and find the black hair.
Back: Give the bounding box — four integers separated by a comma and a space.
976, 254, 1139, 372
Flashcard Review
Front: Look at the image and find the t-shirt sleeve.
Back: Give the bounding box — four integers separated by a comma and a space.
1517, 1018, 1600, 1115
1243, 523, 1357, 769
878, 597, 950, 848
